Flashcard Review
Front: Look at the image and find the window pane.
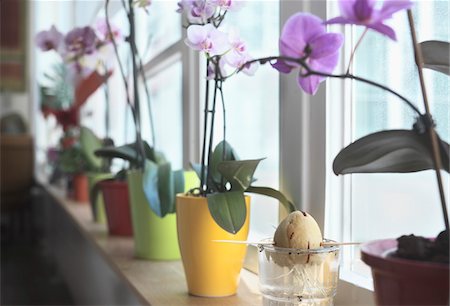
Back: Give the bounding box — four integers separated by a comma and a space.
135, 0, 181, 63
140, 61, 183, 169
205, 1, 280, 238
351, 3, 449, 246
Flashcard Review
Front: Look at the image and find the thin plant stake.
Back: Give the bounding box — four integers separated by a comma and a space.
213, 240, 360, 247
407, 10, 449, 232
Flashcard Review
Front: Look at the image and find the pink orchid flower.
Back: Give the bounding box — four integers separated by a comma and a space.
273, 13, 343, 95
95, 18, 122, 44
210, 0, 244, 11
177, 0, 216, 24
326, 0, 413, 40
185, 24, 230, 56
35, 25, 64, 52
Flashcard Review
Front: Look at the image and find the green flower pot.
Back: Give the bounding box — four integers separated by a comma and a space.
87, 172, 113, 224
127, 170, 198, 260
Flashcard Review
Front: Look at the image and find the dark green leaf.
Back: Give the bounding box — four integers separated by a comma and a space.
333, 130, 450, 174
95, 144, 139, 164
217, 159, 263, 191
142, 160, 161, 216
89, 178, 115, 220
80, 126, 103, 171
246, 186, 296, 213
207, 191, 247, 234
157, 163, 174, 217
420, 40, 450, 75
210, 141, 237, 185
143, 141, 156, 161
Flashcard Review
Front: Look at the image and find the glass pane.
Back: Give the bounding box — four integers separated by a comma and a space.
203, 1, 280, 238
351, 2, 449, 245
135, 0, 182, 63
140, 61, 183, 169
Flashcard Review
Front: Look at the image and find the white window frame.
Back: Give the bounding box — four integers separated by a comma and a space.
279, 0, 375, 304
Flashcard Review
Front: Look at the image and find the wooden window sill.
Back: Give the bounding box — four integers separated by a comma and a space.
44, 184, 262, 306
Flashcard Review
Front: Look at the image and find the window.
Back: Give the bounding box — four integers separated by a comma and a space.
208, 1, 280, 239
326, 1, 450, 288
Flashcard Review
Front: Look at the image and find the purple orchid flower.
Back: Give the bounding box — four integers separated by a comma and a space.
185, 24, 230, 56
64, 26, 98, 57
35, 25, 64, 52
326, 0, 413, 40
273, 13, 343, 95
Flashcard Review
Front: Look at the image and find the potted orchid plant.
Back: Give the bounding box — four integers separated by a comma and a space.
36, 24, 116, 203
92, 0, 197, 258
245, 0, 449, 304
176, 0, 296, 297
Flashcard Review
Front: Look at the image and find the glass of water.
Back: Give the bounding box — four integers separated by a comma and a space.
258, 239, 340, 306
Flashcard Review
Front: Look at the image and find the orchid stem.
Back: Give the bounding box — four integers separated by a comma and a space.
407, 10, 449, 232
244, 56, 421, 116
206, 77, 219, 193
219, 80, 226, 187
137, 53, 156, 148
106, 0, 144, 166
346, 28, 368, 75
127, 0, 146, 168
200, 59, 210, 193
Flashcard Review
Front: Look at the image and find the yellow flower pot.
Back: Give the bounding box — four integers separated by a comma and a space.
176, 194, 250, 297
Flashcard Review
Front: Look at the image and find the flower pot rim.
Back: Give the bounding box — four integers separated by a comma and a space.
99, 179, 127, 188
258, 238, 339, 253
361, 238, 449, 272
176, 193, 250, 200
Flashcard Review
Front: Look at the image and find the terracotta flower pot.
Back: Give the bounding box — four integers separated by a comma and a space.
361, 239, 449, 305
100, 180, 133, 236
176, 194, 250, 297
72, 173, 89, 203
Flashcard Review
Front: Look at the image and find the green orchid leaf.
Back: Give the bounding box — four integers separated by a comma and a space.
210, 141, 237, 186
172, 170, 185, 212
95, 144, 138, 164
95, 141, 155, 166
217, 158, 264, 191
143, 141, 156, 161
246, 186, 296, 213
114, 169, 128, 181
157, 163, 174, 217
89, 178, 115, 220
420, 40, 450, 76
80, 126, 103, 171
207, 191, 247, 234
142, 160, 162, 217
333, 129, 450, 174
154, 150, 167, 164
